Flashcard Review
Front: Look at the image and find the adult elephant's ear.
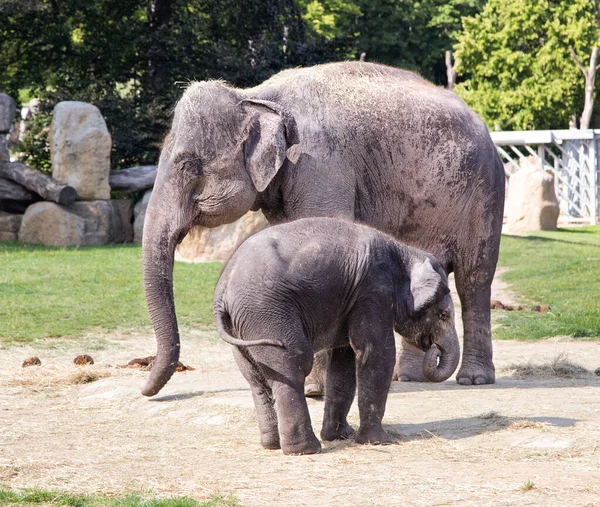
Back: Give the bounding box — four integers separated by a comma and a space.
408, 258, 450, 315
240, 99, 299, 192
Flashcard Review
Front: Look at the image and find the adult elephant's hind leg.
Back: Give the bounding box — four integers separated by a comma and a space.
231, 347, 280, 450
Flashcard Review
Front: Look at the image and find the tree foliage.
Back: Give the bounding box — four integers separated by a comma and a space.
0, 0, 352, 169
454, 0, 600, 130
353, 0, 483, 83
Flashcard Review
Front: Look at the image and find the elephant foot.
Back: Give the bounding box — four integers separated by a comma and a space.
305, 350, 329, 397
392, 343, 427, 382
260, 431, 281, 450
304, 382, 324, 397
456, 358, 495, 385
281, 434, 322, 456
355, 425, 394, 446
320, 421, 355, 442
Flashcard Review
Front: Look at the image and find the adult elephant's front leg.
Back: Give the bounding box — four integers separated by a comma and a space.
454, 268, 495, 385
392, 338, 426, 382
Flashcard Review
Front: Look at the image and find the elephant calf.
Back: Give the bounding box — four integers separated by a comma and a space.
213, 217, 459, 455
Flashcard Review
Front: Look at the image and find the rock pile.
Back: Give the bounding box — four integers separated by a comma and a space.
0, 98, 156, 246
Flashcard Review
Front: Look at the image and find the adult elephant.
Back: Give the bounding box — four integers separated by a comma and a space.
141, 61, 505, 397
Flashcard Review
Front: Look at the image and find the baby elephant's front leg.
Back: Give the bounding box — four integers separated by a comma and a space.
350, 312, 396, 445
355, 347, 395, 444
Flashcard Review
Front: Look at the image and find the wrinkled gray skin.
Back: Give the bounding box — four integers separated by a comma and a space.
141, 61, 504, 398
213, 217, 459, 455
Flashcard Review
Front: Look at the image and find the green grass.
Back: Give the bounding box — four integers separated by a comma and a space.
2, 225, 599, 344
0, 488, 238, 506
494, 226, 600, 341
0, 242, 222, 343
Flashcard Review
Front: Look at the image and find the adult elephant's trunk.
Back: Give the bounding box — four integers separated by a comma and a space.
141, 188, 183, 397
422, 327, 460, 382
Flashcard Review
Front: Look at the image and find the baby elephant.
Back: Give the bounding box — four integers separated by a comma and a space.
213, 217, 459, 455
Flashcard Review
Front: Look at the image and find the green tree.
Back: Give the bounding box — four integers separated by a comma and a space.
0, 0, 351, 170
352, 0, 483, 83
454, 0, 600, 130
299, 0, 361, 40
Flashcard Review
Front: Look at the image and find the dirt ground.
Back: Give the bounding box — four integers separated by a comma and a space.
1, 275, 599, 506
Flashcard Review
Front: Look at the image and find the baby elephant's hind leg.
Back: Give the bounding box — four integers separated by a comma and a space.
321, 345, 356, 441
231, 347, 280, 449
260, 332, 321, 455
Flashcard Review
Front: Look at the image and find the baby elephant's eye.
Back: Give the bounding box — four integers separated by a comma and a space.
437, 310, 449, 320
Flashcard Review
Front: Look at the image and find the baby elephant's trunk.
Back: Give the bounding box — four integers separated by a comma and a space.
422, 328, 460, 382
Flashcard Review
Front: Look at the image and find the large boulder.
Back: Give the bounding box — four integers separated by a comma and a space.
19, 200, 133, 246
0, 94, 17, 161
133, 189, 152, 243
175, 210, 269, 262
50, 101, 112, 200
505, 163, 560, 234
0, 94, 16, 132
0, 211, 22, 241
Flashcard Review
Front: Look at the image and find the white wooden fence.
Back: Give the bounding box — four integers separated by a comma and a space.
490, 130, 600, 225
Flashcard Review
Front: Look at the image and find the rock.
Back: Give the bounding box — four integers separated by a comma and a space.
0, 231, 17, 241
19, 200, 133, 246
0, 211, 23, 242
22, 356, 41, 367
505, 161, 560, 234
133, 189, 152, 243
176, 210, 269, 262
0, 211, 23, 232
0, 94, 16, 132
0, 93, 16, 161
74, 355, 94, 365
50, 101, 112, 200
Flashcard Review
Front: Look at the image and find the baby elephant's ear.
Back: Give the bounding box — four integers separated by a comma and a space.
408, 258, 450, 315
240, 99, 299, 192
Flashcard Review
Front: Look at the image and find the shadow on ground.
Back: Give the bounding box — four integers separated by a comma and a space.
385, 414, 578, 442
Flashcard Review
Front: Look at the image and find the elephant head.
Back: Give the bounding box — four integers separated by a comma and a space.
395, 258, 460, 382
141, 82, 299, 396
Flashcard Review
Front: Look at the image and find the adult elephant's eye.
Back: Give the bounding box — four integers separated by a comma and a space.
182, 158, 203, 175
175, 153, 204, 175
437, 310, 449, 321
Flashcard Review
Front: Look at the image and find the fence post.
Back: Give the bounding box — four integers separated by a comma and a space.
592, 131, 599, 225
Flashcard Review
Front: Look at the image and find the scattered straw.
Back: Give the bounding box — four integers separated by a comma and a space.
3, 365, 120, 389
475, 412, 546, 432
499, 353, 591, 379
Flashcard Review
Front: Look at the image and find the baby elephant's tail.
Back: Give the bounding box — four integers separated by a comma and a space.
214, 306, 284, 348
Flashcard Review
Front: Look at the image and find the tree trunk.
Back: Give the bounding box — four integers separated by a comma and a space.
569, 46, 600, 130
445, 51, 457, 91
0, 177, 36, 201
109, 165, 157, 192
0, 161, 78, 205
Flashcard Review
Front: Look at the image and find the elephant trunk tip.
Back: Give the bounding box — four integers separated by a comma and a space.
140, 354, 180, 397
422, 342, 459, 383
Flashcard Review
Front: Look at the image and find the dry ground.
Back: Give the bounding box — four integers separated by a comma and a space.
1, 276, 599, 506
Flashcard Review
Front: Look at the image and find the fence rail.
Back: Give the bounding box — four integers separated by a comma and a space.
490, 130, 600, 225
